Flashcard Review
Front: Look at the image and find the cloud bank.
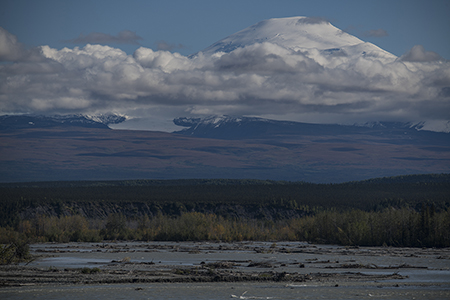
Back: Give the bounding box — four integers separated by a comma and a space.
0, 27, 449, 130
0, 28, 44, 62
0, 27, 23, 61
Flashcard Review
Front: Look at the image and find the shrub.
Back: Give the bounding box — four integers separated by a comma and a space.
0, 238, 31, 264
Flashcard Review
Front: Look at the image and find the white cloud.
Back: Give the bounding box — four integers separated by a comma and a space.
0, 27, 44, 62
399, 45, 444, 62
0, 27, 23, 61
0, 28, 449, 129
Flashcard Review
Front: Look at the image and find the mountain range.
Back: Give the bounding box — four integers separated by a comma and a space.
0, 114, 126, 130
1, 16, 449, 183
173, 115, 450, 139
0, 114, 448, 183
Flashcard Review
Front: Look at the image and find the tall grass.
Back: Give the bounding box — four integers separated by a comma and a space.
1, 206, 449, 247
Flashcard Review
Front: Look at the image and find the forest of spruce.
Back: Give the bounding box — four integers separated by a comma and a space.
1, 174, 449, 250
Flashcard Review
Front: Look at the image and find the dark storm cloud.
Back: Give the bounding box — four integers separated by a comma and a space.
66, 30, 143, 45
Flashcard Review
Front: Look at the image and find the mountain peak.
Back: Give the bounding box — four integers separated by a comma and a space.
199, 16, 396, 60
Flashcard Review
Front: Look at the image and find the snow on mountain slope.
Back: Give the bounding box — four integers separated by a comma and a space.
200, 16, 397, 63
83, 114, 128, 125
173, 115, 450, 139
202, 17, 361, 53
0, 114, 127, 130
411, 120, 450, 133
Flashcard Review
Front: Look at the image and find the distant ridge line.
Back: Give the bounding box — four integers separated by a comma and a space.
1, 173, 449, 188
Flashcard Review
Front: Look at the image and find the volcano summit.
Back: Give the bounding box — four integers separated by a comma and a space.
200, 16, 396, 62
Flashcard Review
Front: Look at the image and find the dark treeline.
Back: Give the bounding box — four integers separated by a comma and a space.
2, 174, 450, 222
1, 174, 449, 248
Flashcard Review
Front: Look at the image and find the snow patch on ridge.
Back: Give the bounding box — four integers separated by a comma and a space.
176, 116, 450, 134
83, 113, 128, 125
0, 113, 128, 129
354, 120, 450, 133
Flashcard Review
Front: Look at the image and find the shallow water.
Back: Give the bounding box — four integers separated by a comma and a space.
2, 241, 450, 299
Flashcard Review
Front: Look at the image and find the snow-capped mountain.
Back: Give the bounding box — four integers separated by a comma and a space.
83, 114, 128, 125
173, 115, 450, 140
355, 121, 450, 134
191, 17, 448, 133
0, 114, 127, 130
199, 16, 396, 62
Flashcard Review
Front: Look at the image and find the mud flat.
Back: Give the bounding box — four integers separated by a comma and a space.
1, 241, 449, 289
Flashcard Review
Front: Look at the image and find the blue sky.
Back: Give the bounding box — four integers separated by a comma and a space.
1, 0, 449, 131
2, 0, 449, 58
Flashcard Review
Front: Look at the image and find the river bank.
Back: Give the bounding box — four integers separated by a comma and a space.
1, 241, 449, 299
2, 241, 449, 286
